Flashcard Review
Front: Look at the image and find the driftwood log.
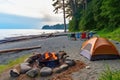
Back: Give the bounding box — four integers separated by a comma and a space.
0, 46, 41, 53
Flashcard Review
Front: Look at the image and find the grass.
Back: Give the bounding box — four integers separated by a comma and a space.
0, 54, 31, 74
97, 28, 120, 42
98, 66, 120, 80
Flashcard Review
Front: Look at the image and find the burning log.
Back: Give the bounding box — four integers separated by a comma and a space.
38, 52, 59, 68
44, 52, 58, 60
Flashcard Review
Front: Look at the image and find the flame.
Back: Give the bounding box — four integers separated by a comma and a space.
45, 52, 50, 60
51, 52, 58, 60
44, 52, 58, 60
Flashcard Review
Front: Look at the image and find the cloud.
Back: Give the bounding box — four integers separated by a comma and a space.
0, 0, 43, 18
0, 0, 60, 18
0, 0, 65, 26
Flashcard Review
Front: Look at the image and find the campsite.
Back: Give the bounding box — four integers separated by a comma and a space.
0, 33, 120, 80
0, 0, 120, 80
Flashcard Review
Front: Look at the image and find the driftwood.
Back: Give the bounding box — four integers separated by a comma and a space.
0, 46, 41, 53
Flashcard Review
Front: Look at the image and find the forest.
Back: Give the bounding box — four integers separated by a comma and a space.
52, 0, 120, 41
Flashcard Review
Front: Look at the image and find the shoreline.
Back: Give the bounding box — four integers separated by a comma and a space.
0, 32, 68, 44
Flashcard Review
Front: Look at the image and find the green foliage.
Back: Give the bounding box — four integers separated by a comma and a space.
68, 19, 74, 31
98, 66, 120, 80
52, 0, 84, 32
69, 17, 80, 32
0, 54, 30, 74
52, 0, 120, 33
79, 0, 97, 31
98, 27, 120, 42
100, 0, 120, 31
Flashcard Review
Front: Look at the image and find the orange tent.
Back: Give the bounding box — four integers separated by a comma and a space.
80, 37, 120, 61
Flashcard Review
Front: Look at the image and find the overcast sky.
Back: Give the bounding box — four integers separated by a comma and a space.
0, 0, 65, 29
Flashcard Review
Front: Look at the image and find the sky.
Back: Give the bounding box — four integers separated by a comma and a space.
0, 0, 64, 29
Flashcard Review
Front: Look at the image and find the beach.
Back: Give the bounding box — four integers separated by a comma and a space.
0, 34, 120, 80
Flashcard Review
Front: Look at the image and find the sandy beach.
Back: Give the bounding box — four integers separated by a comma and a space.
0, 34, 120, 80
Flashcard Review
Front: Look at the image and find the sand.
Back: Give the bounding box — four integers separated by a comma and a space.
0, 35, 120, 80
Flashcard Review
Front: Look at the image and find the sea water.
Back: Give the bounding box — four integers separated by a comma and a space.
0, 29, 64, 40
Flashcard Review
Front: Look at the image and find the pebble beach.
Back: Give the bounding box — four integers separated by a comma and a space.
0, 34, 120, 80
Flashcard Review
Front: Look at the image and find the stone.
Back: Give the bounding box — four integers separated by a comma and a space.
85, 66, 90, 69
26, 68, 39, 78
59, 64, 69, 72
53, 67, 62, 73
40, 67, 52, 76
10, 69, 20, 77
65, 59, 76, 67
10, 64, 21, 77
24, 58, 32, 63
21, 62, 30, 66
20, 63, 32, 74
58, 51, 67, 59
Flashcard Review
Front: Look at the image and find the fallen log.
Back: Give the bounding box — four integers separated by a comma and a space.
0, 46, 41, 53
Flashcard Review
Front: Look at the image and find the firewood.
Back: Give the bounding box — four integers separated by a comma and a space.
58, 51, 67, 59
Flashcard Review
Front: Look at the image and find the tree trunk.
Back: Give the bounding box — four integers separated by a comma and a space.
63, 0, 67, 32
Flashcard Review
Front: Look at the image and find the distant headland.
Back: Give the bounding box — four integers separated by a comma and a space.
42, 24, 68, 29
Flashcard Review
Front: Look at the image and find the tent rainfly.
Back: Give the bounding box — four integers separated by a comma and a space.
80, 37, 120, 61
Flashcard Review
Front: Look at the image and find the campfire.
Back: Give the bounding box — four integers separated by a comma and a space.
39, 52, 60, 68
10, 51, 77, 79
44, 52, 58, 60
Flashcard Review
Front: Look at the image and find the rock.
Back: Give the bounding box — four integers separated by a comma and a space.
53, 67, 62, 73
21, 62, 30, 66
59, 64, 69, 71
26, 68, 39, 78
20, 63, 32, 74
40, 67, 52, 76
10, 69, 20, 77
10, 64, 21, 77
24, 58, 32, 63
58, 51, 67, 59
65, 59, 76, 67
85, 66, 90, 69
116, 42, 119, 44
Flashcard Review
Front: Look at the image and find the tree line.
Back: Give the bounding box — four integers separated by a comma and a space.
42, 24, 68, 29
52, 0, 120, 32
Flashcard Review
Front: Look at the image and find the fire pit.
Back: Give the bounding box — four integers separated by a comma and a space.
38, 52, 60, 68
10, 51, 77, 78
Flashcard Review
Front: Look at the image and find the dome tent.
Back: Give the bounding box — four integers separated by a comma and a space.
80, 37, 120, 61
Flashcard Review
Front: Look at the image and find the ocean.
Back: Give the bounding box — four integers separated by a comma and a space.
0, 29, 64, 40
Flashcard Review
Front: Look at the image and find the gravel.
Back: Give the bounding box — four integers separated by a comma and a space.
0, 36, 120, 80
